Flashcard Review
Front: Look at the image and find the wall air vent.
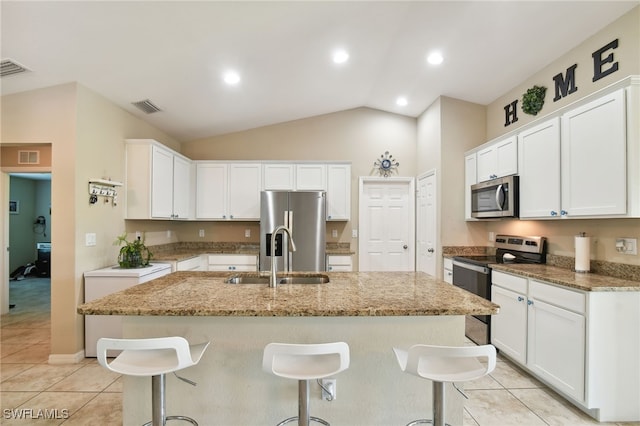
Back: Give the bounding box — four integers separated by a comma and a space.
1, 59, 31, 77
18, 150, 40, 164
132, 99, 163, 114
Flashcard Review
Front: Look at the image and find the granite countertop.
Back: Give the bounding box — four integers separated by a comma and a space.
491, 263, 640, 292
77, 271, 498, 317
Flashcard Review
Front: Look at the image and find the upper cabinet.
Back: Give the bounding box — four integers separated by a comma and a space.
326, 164, 351, 221
518, 117, 561, 218
476, 136, 517, 182
196, 162, 262, 220
263, 163, 326, 191
560, 89, 627, 217
126, 140, 194, 220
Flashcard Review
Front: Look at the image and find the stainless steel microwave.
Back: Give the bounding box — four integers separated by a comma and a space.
471, 175, 519, 218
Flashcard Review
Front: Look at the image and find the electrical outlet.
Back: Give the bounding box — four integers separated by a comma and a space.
488, 232, 495, 242
245, 229, 251, 238
321, 379, 336, 401
352, 229, 358, 238
135, 231, 141, 239
199, 229, 205, 238
85, 233, 96, 246
616, 238, 638, 255
332, 229, 338, 238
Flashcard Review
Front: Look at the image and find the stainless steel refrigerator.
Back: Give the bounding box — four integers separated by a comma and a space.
260, 191, 326, 272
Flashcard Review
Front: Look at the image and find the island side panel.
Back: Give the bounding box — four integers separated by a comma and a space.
122, 315, 465, 425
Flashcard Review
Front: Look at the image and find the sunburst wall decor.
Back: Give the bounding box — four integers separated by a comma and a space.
374, 151, 399, 177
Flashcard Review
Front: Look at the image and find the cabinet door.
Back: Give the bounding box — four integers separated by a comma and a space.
326, 164, 351, 220
228, 163, 262, 220
263, 163, 295, 190
172, 155, 193, 219
495, 136, 518, 178
518, 118, 561, 218
528, 298, 585, 402
491, 285, 527, 364
196, 163, 227, 219
326, 255, 352, 271
296, 164, 326, 190
151, 146, 175, 218
464, 154, 477, 220
561, 89, 626, 217
476, 146, 497, 183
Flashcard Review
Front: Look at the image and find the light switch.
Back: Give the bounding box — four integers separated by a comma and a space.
332, 229, 338, 238
85, 233, 97, 246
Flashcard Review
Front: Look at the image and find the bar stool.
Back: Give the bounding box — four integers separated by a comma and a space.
393, 344, 496, 426
263, 342, 350, 426
97, 337, 210, 426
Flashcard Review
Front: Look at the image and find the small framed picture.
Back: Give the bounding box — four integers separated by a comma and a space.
9, 200, 19, 214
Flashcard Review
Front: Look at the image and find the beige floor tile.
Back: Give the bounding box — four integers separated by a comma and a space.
465, 389, 547, 425
489, 359, 543, 389
510, 388, 617, 426
0, 391, 39, 410
463, 408, 480, 425
47, 364, 121, 392
103, 376, 123, 393
1, 391, 98, 426
1, 327, 51, 344
1, 363, 38, 382
2, 343, 52, 364
463, 372, 503, 390
61, 392, 122, 426
0, 364, 81, 392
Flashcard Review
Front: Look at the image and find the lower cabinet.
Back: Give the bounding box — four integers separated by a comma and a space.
177, 256, 206, 271
443, 258, 453, 284
326, 255, 352, 271
491, 270, 639, 422
208, 254, 258, 271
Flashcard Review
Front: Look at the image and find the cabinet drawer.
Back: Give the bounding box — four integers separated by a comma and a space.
208, 254, 257, 266
177, 256, 203, 271
529, 279, 585, 314
492, 270, 527, 293
327, 255, 352, 271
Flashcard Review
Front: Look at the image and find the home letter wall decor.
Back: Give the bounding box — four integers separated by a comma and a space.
503, 100, 519, 127
553, 64, 578, 102
592, 39, 619, 82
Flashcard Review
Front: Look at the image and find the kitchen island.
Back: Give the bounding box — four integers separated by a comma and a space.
78, 271, 498, 425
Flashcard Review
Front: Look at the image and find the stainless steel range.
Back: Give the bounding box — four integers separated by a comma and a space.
452, 235, 547, 345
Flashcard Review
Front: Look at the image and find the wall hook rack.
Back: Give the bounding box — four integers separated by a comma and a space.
89, 178, 123, 206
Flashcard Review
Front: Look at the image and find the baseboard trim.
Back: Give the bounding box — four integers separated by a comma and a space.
48, 350, 85, 364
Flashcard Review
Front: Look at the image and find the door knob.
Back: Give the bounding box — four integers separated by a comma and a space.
403, 245, 408, 249
427, 248, 434, 253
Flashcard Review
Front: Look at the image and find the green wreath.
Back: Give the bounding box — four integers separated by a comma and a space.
522, 85, 546, 116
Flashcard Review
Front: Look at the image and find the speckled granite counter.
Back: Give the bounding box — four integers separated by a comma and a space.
78, 271, 498, 317
490, 263, 639, 292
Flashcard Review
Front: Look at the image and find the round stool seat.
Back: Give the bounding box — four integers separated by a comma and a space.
393, 344, 496, 426
263, 342, 350, 426
97, 337, 210, 426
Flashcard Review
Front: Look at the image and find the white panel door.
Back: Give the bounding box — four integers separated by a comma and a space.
359, 178, 414, 271
416, 172, 436, 276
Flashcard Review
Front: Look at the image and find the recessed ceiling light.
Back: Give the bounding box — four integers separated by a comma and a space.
427, 52, 444, 65
223, 71, 241, 85
333, 49, 349, 64
396, 97, 408, 107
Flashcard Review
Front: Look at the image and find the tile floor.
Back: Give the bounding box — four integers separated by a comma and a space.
1, 277, 638, 425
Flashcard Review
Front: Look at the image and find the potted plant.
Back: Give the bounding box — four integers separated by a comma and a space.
114, 232, 152, 268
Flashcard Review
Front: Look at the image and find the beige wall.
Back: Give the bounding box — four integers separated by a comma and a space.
1, 83, 180, 357
1, 144, 52, 167
477, 6, 640, 266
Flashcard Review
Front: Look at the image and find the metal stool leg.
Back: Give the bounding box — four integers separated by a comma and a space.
406, 381, 449, 426
142, 374, 198, 426
275, 379, 330, 426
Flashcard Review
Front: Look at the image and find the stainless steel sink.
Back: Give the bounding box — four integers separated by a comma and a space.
225, 274, 330, 285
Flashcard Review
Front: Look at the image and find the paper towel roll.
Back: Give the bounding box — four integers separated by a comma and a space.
575, 235, 591, 272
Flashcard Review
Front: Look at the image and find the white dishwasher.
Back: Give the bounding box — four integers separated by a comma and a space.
83, 263, 171, 357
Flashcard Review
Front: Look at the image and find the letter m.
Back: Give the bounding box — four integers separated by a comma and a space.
553, 64, 578, 102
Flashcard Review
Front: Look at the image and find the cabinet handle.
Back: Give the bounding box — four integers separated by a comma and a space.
230, 215, 234, 219
517, 296, 524, 302
446, 271, 452, 276
561, 210, 568, 216
550, 211, 557, 216
527, 299, 533, 306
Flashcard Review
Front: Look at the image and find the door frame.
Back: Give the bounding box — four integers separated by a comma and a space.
358, 176, 415, 271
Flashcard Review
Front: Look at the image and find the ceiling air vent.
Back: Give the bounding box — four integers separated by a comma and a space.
132, 99, 162, 114
1, 59, 30, 77
18, 150, 40, 165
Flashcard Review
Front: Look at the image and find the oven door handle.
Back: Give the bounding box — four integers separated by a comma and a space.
495, 184, 505, 210
452, 260, 490, 275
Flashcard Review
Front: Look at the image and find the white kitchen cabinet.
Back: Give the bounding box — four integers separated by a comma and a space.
491, 271, 528, 364
326, 255, 352, 271
296, 163, 326, 190
126, 140, 194, 220
443, 258, 453, 284
527, 280, 585, 402
464, 153, 477, 220
476, 135, 517, 182
263, 163, 295, 190
196, 162, 262, 220
560, 88, 627, 217
517, 117, 561, 218
208, 254, 258, 271
326, 164, 351, 220
177, 255, 206, 271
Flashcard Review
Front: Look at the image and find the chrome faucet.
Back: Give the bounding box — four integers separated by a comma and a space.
270, 225, 296, 288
